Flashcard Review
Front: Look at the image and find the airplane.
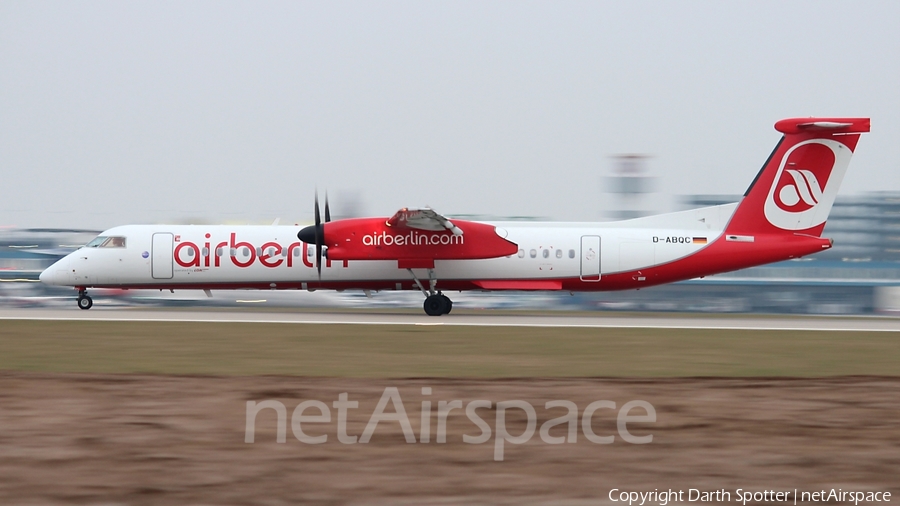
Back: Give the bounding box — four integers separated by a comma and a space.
39, 117, 870, 315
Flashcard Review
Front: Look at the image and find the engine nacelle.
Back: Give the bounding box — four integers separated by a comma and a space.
319, 217, 518, 263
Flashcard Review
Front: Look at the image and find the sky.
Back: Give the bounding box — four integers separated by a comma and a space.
1, 1, 899, 229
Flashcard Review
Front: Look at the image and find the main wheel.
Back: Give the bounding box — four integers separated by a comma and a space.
441, 294, 452, 314
77, 296, 93, 310
423, 294, 448, 316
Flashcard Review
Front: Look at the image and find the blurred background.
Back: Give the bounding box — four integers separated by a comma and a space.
3, 1, 899, 314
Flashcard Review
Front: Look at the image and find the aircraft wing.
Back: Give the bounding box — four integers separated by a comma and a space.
386, 208, 463, 236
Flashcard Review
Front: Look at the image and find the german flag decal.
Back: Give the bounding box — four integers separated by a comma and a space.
692, 237, 708, 244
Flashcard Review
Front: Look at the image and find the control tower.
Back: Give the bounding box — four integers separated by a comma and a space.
602, 155, 657, 220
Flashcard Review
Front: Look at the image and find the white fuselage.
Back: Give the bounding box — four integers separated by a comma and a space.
40, 204, 737, 292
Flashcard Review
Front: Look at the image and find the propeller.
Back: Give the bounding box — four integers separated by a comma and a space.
297, 190, 332, 279
314, 192, 322, 279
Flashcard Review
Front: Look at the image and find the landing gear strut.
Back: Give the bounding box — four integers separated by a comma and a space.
408, 268, 452, 316
76, 289, 93, 310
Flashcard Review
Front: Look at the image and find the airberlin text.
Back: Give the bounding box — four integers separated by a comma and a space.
362, 231, 464, 247
173, 233, 347, 270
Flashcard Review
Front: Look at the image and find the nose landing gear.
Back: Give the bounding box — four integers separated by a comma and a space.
76, 289, 93, 310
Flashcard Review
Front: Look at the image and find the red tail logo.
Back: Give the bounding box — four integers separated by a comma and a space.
763, 139, 848, 230
724, 118, 868, 237
771, 141, 835, 213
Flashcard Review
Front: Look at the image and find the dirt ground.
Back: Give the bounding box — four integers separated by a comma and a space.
0, 373, 897, 505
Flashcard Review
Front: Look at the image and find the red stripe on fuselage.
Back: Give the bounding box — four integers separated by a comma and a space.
88, 232, 829, 293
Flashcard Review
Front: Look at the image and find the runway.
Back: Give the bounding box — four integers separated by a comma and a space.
1, 307, 899, 331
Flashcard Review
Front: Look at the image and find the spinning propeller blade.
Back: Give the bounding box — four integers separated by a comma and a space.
296, 190, 328, 280
314, 191, 322, 279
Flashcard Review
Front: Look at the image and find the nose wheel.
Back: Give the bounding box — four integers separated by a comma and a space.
76, 289, 93, 310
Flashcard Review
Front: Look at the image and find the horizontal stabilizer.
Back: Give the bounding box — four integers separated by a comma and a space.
774, 117, 870, 134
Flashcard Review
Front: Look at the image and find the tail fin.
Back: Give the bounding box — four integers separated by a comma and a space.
725, 118, 870, 237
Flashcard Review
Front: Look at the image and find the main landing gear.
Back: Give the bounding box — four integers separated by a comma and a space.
76, 288, 93, 310
423, 293, 452, 317
408, 268, 453, 316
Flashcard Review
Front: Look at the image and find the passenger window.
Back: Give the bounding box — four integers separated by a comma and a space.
517, 249, 525, 258
542, 249, 549, 258
242, 247, 250, 257
294, 248, 301, 257
569, 249, 575, 259
529, 249, 537, 258
556, 249, 563, 258
216, 248, 223, 257
202, 248, 209, 256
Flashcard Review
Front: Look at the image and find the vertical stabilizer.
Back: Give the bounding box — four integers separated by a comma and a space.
726, 118, 870, 237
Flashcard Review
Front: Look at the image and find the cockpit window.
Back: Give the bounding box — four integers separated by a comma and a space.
85, 236, 127, 248
106, 237, 127, 248
85, 236, 107, 248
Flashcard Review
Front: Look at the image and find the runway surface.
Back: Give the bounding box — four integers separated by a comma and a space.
1, 307, 899, 331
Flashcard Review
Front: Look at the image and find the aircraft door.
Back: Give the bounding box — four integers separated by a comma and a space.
580, 235, 601, 281
151, 233, 174, 279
